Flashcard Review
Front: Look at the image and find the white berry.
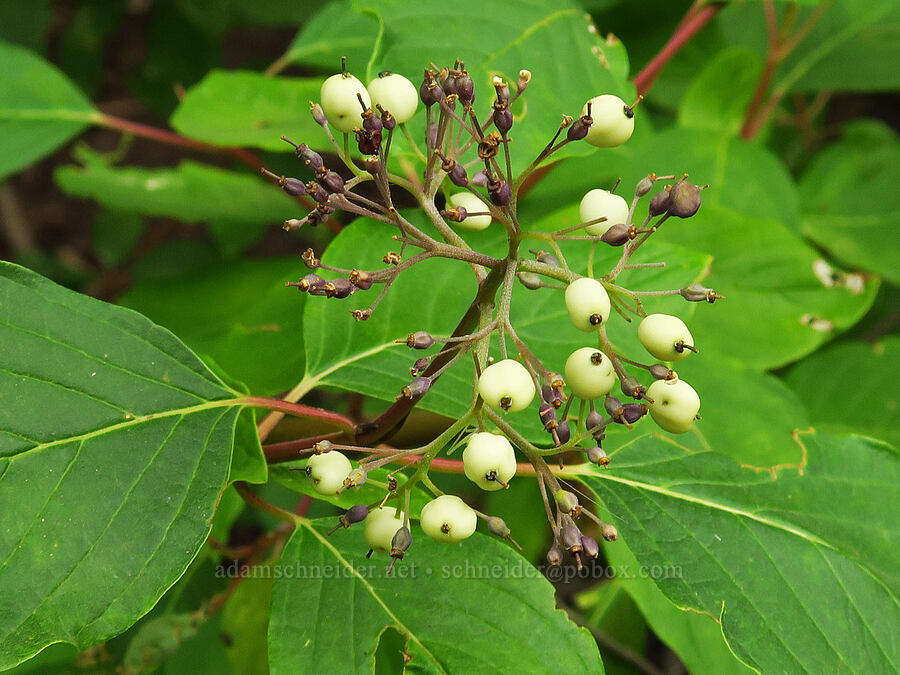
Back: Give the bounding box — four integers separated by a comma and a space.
564, 348, 616, 400
449, 192, 492, 230
463, 432, 517, 491
364, 506, 404, 553
477, 359, 535, 412
638, 314, 696, 362
306, 451, 352, 495
420, 495, 477, 543
647, 379, 700, 434
367, 72, 418, 123
565, 277, 611, 332
579, 189, 629, 236
320, 72, 370, 134
582, 95, 635, 148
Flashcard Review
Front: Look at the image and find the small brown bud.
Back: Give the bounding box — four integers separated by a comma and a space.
405, 331, 435, 349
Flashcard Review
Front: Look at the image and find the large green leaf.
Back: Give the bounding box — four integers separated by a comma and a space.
0, 262, 245, 669
0, 40, 97, 181
120, 258, 306, 397
798, 120, 900, 284
55, 149, 303, 256
573, 431, 900, 673
268, 521, 601, 673
783, 337, 900, 448
354, 0, 633, 174
169, 71, 325, 152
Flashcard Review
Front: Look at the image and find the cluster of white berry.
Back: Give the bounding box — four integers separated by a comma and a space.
267, 56, 718, 570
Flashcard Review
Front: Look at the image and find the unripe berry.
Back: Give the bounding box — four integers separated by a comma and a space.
320, 71, 370, 134
367, 72, 419, 123
364, 507, 405, 553
581, 94, 635, 148
579, 189, 628, 236
555, 420, 571, 445
564, 348, 617, 400
649, 188, 670, 217
588, 445, 609, 466
448, 192, 491, 230
477, 359, 535, 412
565, 277, 611, 332
647, 379, 700, 434
306, 450, 352, 495
638, 314, 696, 362
667, 179, 702, 218
420, 495, 477, 543
463, 432, 517, 491
581, 535, 600, 559
487, 179, 512, 207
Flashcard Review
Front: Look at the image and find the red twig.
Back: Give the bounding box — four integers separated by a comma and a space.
93, 112, 342, 233
263, 430, 349, 463
95, 113, 265, 169
633, 2, 726, 96
242, 396, 356, 432
740, 1, 833, 140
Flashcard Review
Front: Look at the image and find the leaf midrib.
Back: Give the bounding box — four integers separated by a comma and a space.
4, 398, 244, 462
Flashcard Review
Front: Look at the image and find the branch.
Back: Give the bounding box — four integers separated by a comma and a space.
633, 2, 726, 96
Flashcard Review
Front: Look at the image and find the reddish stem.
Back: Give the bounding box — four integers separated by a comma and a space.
740, 1, 833, 140
263, 430, 348, 463
242, 396, 356, 432
95, 112, 265, 170
93, 113, 343, 233
633, 2, 726, 96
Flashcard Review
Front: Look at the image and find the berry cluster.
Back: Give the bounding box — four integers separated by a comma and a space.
264, 56, 720, 572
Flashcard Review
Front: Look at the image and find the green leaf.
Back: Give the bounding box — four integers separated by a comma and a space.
268, 521, 601, 673
119, 258, 306, 397
574, 431, 900, 673
664, 203, 878, 369
169, 71, 325, 152
0, 262, 245, 669
354, 0, 633, 174
278, 0, 380, 72
677, 47, 762, 136
0, 40, 97, 181
798, 120, 900, 284
55, 151, 301, 256
597, 541, 753, 674
719, 0, 900, 93
783, 337, 900, 448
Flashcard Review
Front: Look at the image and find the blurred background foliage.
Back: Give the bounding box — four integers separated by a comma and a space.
1, 0, 897, 672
